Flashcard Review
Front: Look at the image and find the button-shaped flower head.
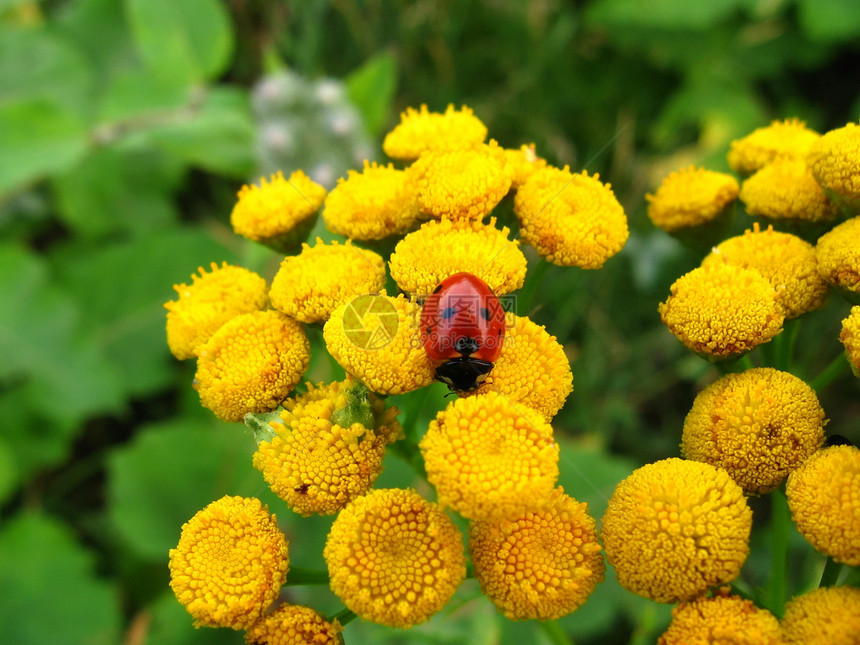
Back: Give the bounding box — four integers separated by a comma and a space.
646, 166, 739, 232
420, 391, 559, 521
469, 488, 604, 620
780, 586, 860, 645
727, 118, 820, 176
682, 368, 825, 495
601, 458, 752, 603
514, 166, 629, 268
840, 305, 860, 377
269, 239, 386, 324
388, 217, 526, 296
739, 157, 838, 223
165, 262, 269, 360
323, 488, 466, 628
168, 496, 289, 629
253, 379, 402, 516
383, 104, 487, 161
659, 263, 784, 359
806, 121, 860, 212
195, 310, 310, 422
786, 444, 860, 565
658, 588, 782, 645
815, 216, 860, 299
244, 603, 342, 645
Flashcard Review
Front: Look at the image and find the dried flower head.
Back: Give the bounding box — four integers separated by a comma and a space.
646, 166, 739, 232
781, 586, 860, 645
815, 216, 860, 297
806, 121, 860, 210
728, 118, 820, 176
383, 104, 487, 160
739, 157, 838, 222
840, 305, 860, 376
244, 604, 342, 645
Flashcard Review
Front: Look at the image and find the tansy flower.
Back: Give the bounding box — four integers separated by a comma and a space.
165, 263, 269, 360
195, 310, 310, 422
469, 488, 604, 620
681, 368, 825, 495
388, 217, 526, 296
231, 171, 327, 251
601, 458, 752, 603
702, 224, 829, 319
739, 157, 838, 223
269, 239, 386, 324
409, 140, 511, 219
646, 166, 739, 232
323, 488, 466, 628
815, 216, 860, 297
322, 161, 422, 240
382, 104, 487, 160
505, 143, 548, 189
168, 496, 289, 629
419, 391, 559, 521
658, 263, 784, 359
840, 305, 860, 376
658, 588, 782, 645
244, 604, 342, 645
470, 315, 573, 421
785, 444, 860, 565
727, 118, 820, 176
514, 166, 629, 268
781, 586, 860, 645
253, 379, 402, 516
806, 122, 860, 211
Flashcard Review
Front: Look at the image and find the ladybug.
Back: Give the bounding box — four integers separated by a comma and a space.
420, 272, 506, 392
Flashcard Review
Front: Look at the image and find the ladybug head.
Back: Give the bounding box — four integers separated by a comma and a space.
434, 357, 494, 393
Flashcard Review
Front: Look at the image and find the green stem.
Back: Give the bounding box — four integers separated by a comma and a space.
810, 353, 848, 392
766, 489, 790, 617
776, 319, 801, 372
518, 258, 552, 315
819, 557, 843, 588
331, 607, 357, 626
539, 619, 574, 645
390, 439, 429, 483
285, 566, 330, 586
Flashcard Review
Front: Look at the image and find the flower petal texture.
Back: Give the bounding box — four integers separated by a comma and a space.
388, 217, 526, 296
244, 603, 342, 645
168, 496, 289, 629
646, 166, 739, 232
658, 263, 784, 358
195, 310, 310, 422
601, 458, 752, 603
785, 444, 860, 565
420, 391, 559, 521
269, 239, 386, 324
806, 121, 860, 209
739, 157, 837, 222
469, 488, 604, 620
840, 305, 860, 377
816, 215, 860, 296
165, 262, 269, 360
514, 166, 629, 268
383, 104, 487, 160
727, 118, 820, 176
324, 488, 466, 628
681, 368, 825, 494
781, 586, 860, 645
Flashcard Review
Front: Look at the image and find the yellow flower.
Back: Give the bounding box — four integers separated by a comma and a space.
165, 262, 269, 360
681, 368, 825, 495
702, 224, 829, 319
806, 121, 860, 210
382, 104, 487, 161
469, 315, 573, 421
601, 458, 752, 603
840, 305, 860, 377
252, 379, 402, 516
658, 588, 782, 645
244, 604, 342, 645
727, 118, 820, 176
388, 218, 527, 296
505, 143, 548, 189
195, 311, 310, 422
514, 166, 629, 268
231, 171, 327, 251
419, 391, 559, 521
323, 292, 435, 395
739, 157, 838, 222
658, 263, 784, 359
323, 488, 466, 628
168, 496, 288, 629
269, 239, 386, 324
646, 166, 739, 232
785, 444, 860, 565
409, 140, 511, 219
781, 586, 860, 645
322, 161, 422, 240
468, 487, 604, 620
816, 216, 860, 296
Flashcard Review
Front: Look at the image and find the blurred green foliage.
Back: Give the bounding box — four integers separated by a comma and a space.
1, 1, 859, 644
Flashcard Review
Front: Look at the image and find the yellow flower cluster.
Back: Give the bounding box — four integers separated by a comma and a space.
816, 216, 860, 297
806, 121, 860, 210
646, 166, 739, 232
681, 368, 825, 494
168, 496, 289, 630
601, 458, 752, 603
244, 604, 342, 645
383, 104, 487, 160
780, 586, 860, 644
840, 305, 860, 376
739, 156, 837, 222
727, 118, 820, 176
505, 143, 548, 188
323, 488, 466, 627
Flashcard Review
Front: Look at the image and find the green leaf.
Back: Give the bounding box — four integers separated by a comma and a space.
0, 100, 89, 195
125, 0, 234, 85
797, 0, 860, 43
0, 512, 121, 645
345, 51, 397, 136
55, 0, 138, 80
146, 592, 241, 645
0, 436, 18, 505
586, 0, 742, 30
98, 69, 192, 125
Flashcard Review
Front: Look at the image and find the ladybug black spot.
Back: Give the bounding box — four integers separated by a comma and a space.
480, 307, 492, 321
441, 306, 457, 320
433, 283, 443, 294
426, 326, 433, 336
